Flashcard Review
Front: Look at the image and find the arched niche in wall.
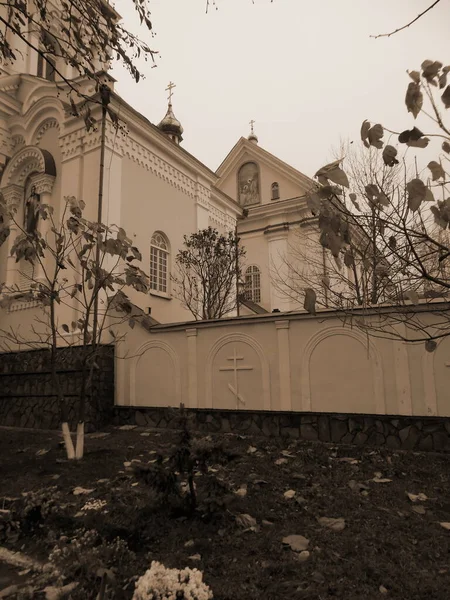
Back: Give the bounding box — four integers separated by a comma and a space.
237, 162, 261, 207
131, 340, 181, 407
205, 332, 270, 410
301, 327, 385, 414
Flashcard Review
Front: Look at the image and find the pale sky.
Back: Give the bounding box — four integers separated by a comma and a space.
112, 0, 450, 178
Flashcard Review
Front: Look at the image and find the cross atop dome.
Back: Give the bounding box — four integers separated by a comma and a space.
157, 82, 183, 145
248, 119, 258, 144
166, 81, 176, 103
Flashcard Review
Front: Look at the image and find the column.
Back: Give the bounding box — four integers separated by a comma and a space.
276, 320, 292, 411
1, 184, 23, 287
186, 328, 198, 408
265, 226, 291, 312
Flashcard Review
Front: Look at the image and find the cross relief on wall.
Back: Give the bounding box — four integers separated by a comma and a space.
219, 347, 253, 409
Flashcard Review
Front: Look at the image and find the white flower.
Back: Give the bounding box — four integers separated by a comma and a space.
132, 561, 213, 600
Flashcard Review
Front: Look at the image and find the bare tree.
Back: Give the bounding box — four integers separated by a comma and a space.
372, 0, 443, 38
300, 59, 450, 350
172, 227, 245, 320
0, 196, 149, 459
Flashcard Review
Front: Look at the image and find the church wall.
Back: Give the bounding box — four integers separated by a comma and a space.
113, 306, 449, 425
119, 156, 197, 323
218, 152, 307, 207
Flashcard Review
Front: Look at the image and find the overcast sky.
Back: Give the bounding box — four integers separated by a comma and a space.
112, 0, 449, 178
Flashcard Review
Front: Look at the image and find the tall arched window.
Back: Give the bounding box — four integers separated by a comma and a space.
36, 31, 57, 81
244, 265, 261, 303
271, 182, 280, 200
150, 232, 169, 294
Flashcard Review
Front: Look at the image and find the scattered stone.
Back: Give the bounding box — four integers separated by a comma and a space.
284, 489, 296, 499
296, 551, 310, 563
236, 514, 257, 529
282, 535, 310, 552
317, 517, 346, 532
188, 554, 201, 561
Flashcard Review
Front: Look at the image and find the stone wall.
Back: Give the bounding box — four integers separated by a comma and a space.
0, 345, 115, 431
114, 406, 450, 452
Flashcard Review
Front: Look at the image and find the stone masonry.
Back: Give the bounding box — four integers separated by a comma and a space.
0, 345, 114, 431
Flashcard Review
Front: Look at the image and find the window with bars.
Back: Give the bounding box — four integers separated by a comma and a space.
150, 232, 169, 294
244, 265, 261, 303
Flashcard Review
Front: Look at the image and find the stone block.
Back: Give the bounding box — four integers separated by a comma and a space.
348, 418, 362, 433
363, 417, 375, 432
414, 421, 423, 430
386, 435, 401, 449
341, 433, 354, 444
300, 415, 317, 425
444, 421, 450, 435
262, 417, 279, 437
401, 426, 420, 450
423, 423, 441, 434
280, 427, 299, 439
318, 416, 331, 442
432, 431, 450, 452
399, 426, 411, 443
367, 432, 385, 447
300, 424, 318, 441
418, 435, 433, 451
221, 418, 231, 433
375, 420, 384, 433
354, 432, 368, 446
135, 410, 148, 427
331, 418, 348, 443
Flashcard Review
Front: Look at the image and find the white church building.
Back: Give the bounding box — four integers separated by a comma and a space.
1, 4, 449, 427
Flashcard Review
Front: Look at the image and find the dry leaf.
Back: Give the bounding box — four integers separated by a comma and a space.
282, 534, 310, 552
412, 505, 426, 515
35, 449, 50, 457
284, 490, 296, 499
72, 487, 94, 496
236, 513, 257, 528
427, 161, 446, 181
247, 446, 257, 454
317, 517, 346, 532
406, 492, 428, 503
439, 522, 450, 530
405, 82, 423, 118
275, 458, 288, 465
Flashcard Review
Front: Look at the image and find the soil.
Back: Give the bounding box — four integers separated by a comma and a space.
1, 425, 450, 599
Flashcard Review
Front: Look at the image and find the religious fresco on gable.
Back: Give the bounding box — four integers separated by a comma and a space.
238, 162, 260, 207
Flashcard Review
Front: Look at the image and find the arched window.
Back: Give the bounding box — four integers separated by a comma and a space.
244, 265, 261, 303
150, 232, 169, 294
36, 31, 57, 81
271, 182, 280, 200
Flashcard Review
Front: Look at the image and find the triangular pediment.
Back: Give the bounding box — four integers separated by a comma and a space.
215, 137, 315, 207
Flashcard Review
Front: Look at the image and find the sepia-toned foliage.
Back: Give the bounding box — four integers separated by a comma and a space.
0, 195, 149, 458
298, 60, 450, 349
172, 226, 245, 321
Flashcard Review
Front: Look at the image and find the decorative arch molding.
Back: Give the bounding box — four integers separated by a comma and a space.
301, 326, 385, 414
20, 92, 65, 133
34, 118, 60, 146
205, 332, 271, 410
1, 145, 56, 188
130, 339, 182, 406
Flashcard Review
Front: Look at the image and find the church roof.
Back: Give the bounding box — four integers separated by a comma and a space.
216, 136, 315, 190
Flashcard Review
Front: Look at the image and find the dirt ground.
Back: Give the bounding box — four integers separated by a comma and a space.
1, 425, 450, 599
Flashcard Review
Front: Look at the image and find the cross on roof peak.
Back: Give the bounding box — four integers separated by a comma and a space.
166, 81, 176, 103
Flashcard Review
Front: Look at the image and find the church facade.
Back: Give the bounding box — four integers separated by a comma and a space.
0, 22, 320, 331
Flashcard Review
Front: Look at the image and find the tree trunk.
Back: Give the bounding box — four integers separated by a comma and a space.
61, 422, 75, 460
75, 421, 84, 460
